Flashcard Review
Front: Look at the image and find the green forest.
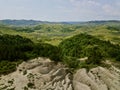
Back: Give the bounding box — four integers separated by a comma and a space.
0, 33, 120, 74
59, 34, 120, 69
0, 34, 60, 74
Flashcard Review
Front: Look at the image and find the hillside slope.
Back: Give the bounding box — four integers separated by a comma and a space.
59, 34, 120, 62
0, 21, 120, 45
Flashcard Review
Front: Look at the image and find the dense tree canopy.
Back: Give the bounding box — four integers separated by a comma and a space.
0, 34, 60, 61
59, 34, 120, 63
0, 34, 60, 74
0, 34, 33, 61
0, 33, 120, 74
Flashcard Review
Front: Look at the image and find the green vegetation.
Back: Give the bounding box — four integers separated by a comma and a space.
31, 43, 60, 61
27, 82, 35, 89
0, 34, 60, 75
0, 33, 120, 74
0, 34, 33, 61
0, 20, 120, 74
0, 61, 16, 75
24, 86, 28, 90
62, 56, 79, 69
0, 21, 120, 45
59, 34, 120, 69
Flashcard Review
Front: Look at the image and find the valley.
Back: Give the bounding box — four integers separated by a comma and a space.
0, 20, 120, 90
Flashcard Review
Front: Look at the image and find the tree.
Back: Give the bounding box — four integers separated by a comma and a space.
86, 46, 103, 65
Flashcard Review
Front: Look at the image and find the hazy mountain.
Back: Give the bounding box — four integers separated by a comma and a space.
0, 19, 65, 26
0, 19, 50, 26
86, 20, 120, 25
0, 19, 120, 26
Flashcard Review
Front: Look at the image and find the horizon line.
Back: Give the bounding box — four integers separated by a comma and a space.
0, 19, 120, 22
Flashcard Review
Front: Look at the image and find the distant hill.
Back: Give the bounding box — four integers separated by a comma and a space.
86, 20, 120, 25
0, 19, 81, 26
0, 19, 120, 26
0, 19, 50, 26
0, 19, 69, 26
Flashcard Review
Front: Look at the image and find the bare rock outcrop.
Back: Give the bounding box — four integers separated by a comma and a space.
73, 66, 120, 90
0, 57, 72, 90
0, 57, 120, 90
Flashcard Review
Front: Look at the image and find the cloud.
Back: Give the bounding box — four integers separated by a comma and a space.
69, 0, 100, 6
67, 0, 101, 13
0, 0, 120, 21
66, 0, 120, 20
69, 0, 77, 2
102, 4, 120, 16
103, 5, 113, 13
117, 2, 120, 6
87, 0, 100, 6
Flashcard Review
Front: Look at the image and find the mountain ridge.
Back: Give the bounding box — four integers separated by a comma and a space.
0, 19, 120, 26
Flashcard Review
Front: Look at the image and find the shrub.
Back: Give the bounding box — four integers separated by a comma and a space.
63, 56, 79, 69
27, 82, 35, 89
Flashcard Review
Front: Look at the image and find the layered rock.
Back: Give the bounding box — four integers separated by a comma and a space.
73, 66, 120, 90
0, 57, 120, 90
0, 58, 72, 90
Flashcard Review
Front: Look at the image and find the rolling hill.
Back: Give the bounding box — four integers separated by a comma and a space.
0, 20, 120, 45
0, 19, 120, 26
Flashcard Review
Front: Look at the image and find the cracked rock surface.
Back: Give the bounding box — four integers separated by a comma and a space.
0, 57, 120, 90
73, 66, 120, 90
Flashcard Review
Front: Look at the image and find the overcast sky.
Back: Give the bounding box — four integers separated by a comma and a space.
0, 0, 120, 21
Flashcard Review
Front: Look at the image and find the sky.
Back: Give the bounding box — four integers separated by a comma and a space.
0, 0, 120, 21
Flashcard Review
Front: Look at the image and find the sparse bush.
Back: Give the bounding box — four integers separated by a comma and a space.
23, 70, 27, 75
24, 86, 28, 90
27, 82, 35, 89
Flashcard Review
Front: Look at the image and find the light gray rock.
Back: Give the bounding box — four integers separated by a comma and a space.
73, 81, 91, 90
73, 66, 120, 90
0, 57, 120, 90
